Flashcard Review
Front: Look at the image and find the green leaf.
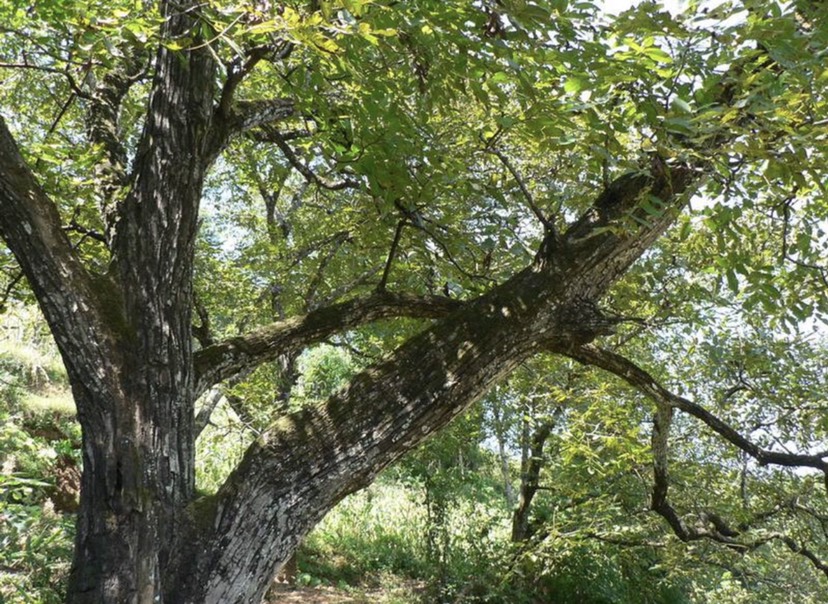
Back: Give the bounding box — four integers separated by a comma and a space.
564, 76, 586, 94
671, 97, 692, 114
644, 47, 672, 63
725, 268, 739, 293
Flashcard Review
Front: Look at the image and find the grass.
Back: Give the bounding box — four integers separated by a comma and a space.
20, 391, 76, 416
0, 342, 67, 389
302, 478, 430, 585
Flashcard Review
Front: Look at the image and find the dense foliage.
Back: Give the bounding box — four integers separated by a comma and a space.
1, 0, 828, 601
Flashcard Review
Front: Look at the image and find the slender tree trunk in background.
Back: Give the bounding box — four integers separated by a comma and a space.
519, 399, 532, 496
491, 402, 517, 508
511, 419, 555, 542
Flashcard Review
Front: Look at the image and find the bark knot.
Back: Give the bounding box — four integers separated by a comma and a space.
552, 298, 619, 345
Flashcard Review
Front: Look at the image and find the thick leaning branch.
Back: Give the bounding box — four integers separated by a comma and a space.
179, 165, 706, 602
564, 344, 828, 478
193, 291, 462, 396
0, 117, 117, 387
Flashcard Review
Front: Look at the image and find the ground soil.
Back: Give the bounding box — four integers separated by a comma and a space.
267, 585, 363, 603
267, 581, 424, 603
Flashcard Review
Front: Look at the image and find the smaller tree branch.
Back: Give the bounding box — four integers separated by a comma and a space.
303, 231, 350, 308
218, 48, 268, 118
0, 271, 25, 312
229, 98, 295, 133
316, 266, 382, 309
266, 127, 361, 191
219, 42, 294, 118
577, 532, 666, 549
193, 291, 462, 397
649, 397, 692, 540
194, 388, 225, 437
193, 295, 214, 348
559, 342, 828, 589
288, 229, 352, 270
62, 214, 107, 245
81, 48, 148, 242
487, 147, 555, 235
0, 61, 89, 98
207, 98, 296, 160
646, 389, 828, 577
781, 536, 828, 576
377, 220, 407, 291
85, 70, 136, 189
408, 218, 494, 283
563, 344, 828, 478
0, 116, 120, 395
512, 415, 557, 541
249, 127, 312, 143
39, 93, 78, 153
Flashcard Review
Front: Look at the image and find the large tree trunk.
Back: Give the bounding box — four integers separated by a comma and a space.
23, 2, 215, 600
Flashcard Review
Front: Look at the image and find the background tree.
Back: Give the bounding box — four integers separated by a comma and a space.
1, 0, 827, 603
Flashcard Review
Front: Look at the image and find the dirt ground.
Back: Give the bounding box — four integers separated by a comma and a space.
266, 581, 424, 603
267, 585, 363, 603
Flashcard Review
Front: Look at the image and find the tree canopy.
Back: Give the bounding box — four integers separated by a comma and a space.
1, 0, 827, 602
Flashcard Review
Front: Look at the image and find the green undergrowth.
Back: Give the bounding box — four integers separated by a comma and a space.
302, 478, 432, 585
1, 317, 78, 603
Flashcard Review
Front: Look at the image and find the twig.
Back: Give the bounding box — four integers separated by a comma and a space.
0, 62, 89, 98
0, 271, 25, 310
377, 219, 406, 291
268, 128, 360, 191
304, 231, 349, 308
62, 220, 107, 244
486, 147, 555, 234
563, 344, 828, 477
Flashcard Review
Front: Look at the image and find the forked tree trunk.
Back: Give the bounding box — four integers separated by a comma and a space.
0, 0, 700, 595
0, 150, 696, 603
